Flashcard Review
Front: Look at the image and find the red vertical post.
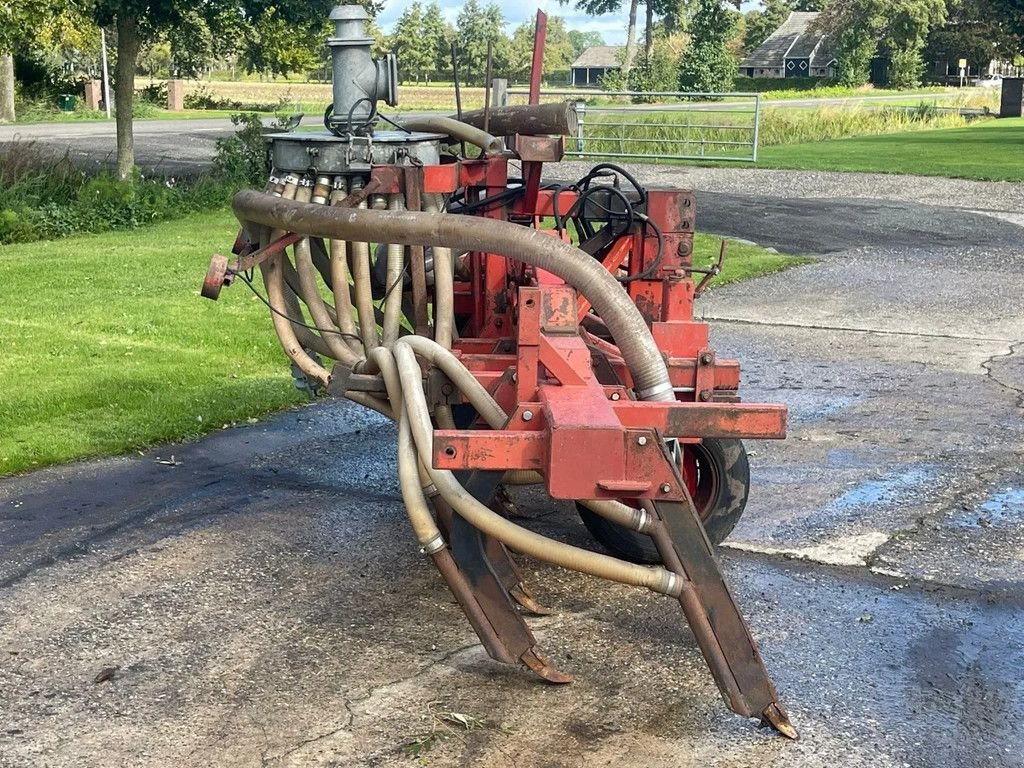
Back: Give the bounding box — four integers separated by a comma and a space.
529, 10, 547, 105
522, 10, 548, 214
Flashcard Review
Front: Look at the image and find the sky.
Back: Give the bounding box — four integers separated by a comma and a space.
377, 1, 762, 47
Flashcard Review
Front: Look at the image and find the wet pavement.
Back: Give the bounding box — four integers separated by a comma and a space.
1, 173, 1023, 767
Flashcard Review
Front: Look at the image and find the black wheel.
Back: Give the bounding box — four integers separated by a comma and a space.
575, 438, 750, 564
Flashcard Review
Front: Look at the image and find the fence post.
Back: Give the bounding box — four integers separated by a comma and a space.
575, 99, 586, 154
751, 94, 761, 163
491, 78, 508, 108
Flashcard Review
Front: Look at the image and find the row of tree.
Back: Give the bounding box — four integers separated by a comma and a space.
2, 0, 1022, 182
651, 0, 1023, 93
388, 1, 611, 84
576, 0, 1023, 95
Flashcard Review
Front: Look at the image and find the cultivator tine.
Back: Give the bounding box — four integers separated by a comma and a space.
647, 493, 797, 739
482, 504, 554, 616
431, 471, 572, 683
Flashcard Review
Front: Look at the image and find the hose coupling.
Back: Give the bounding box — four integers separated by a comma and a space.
635, 381, 674, 401
655, 569, 683, 598
633, 507, 652, 534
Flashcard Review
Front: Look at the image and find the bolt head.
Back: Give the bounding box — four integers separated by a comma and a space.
699, 390, 712, 401
700, 352, 714, 365
522, 410, 533, 422
637, 436, 648, 446
660, 483, 672, 493
610, 392, 621, 401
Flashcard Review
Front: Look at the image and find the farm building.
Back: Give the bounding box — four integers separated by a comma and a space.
570, 46, 623, 87
740, 12, 836, 79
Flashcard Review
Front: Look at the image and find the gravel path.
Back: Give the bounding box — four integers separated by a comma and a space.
555, 162, 1024, 213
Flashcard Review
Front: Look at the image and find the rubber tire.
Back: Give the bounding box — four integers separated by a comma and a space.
575, 438, 750, 564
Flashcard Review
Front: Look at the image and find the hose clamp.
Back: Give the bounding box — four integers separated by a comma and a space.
636, 381, 673, 401
420, 534, 446, 555
422, 483, 440, 498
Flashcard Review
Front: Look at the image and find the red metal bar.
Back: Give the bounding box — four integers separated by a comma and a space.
529, 11, 547, 105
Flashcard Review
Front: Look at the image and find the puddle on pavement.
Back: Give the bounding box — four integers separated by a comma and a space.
950, 488, 1024, 529
826, 466, 934, 512
782, 391, 861, 422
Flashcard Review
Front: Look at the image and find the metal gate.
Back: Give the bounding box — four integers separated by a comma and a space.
508, 89, 762, 163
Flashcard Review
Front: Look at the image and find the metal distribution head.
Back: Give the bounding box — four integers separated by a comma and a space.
326, 3, 397, 135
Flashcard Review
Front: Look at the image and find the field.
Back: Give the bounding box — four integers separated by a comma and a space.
756, 116, 1024, 181
0, 209, 806, 476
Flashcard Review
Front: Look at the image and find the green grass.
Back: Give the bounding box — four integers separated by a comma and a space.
0, 210, 304, 475
0, 210, 803, 477
756, 117, 1024, 181
693, 234, 812, 287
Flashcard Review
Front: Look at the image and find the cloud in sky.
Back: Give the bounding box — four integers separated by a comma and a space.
377, 1, 762, 46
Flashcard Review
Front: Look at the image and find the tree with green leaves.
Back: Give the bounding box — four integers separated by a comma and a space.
0, 0, 58, 121
508, 16, 575, 81
421, 2, 454, 81
678, 0, 740, 92
568, 29, 605, 59
455, 0, 509, 85
743, 0, 792, 53
926, 0, 1022, 76
815, 0, 946, 88
82, 0, 380, 179
391, 2, 434, 83
566, 0, 642, 73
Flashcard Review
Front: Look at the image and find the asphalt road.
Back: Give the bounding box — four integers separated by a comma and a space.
0, 162, 1022, 766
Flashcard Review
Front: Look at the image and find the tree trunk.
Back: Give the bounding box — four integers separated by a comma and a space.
645, 3, 654, 59
0, 53, 15, 123
114, 13, 141, 180
623, 0, 640, 74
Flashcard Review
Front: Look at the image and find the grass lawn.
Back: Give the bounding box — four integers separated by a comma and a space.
756, 117, 1024, 181
694, 236, 812, 287
0, 211, 805, 477
0, 210, 304, 476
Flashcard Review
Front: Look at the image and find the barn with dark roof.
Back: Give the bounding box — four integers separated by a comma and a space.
570, 46, 624, 87
740, 12, 836, 79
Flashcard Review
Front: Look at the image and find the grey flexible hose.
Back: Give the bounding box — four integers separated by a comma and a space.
393, 341, 680, 597
233, 192, 673, 404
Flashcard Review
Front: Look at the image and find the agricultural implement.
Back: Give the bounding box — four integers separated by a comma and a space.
202, 5, 796, 738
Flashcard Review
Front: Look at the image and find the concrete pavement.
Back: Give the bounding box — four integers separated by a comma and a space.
1, 170, 1022, 767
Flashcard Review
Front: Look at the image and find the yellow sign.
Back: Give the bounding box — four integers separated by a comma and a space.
958, 58, 967, 69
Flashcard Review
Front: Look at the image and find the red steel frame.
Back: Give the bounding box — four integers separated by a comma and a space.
364, 144, 787, 503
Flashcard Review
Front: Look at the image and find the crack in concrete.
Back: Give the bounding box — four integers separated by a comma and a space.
262, 643, 481, 765
703, 316, 1017, 343
981, 341, 1024, 409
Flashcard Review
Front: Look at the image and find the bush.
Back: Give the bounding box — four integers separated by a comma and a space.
887, 48, 925, 89
0, 140, 237, 245
184, 84, 289, 113
137, 81, 168, 106
211, 113, 272, 187
629, 42, 678, 101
